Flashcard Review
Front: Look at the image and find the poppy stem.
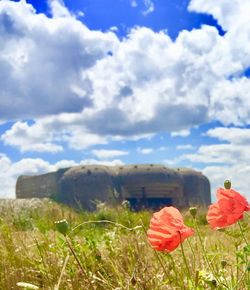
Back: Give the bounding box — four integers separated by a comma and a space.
193, 219, 228, 288
65, 236, 95, 290
187, 237, 196, 272
69, 220, 142, 235
238, 221, 248, 245
179, 232, 194, 288
139, 219, 169, 278
194, 219, 213, 271
154, 251, 170, 278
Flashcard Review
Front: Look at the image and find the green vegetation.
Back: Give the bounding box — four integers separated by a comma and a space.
0, 199, 249, 289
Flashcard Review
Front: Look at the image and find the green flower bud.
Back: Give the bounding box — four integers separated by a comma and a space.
122, 200, 131, 209
224, 180, 231, 189
130, 275, 137, 286
189, 207, 197, 218
221, 260, 227, 268
55, 219, 69, 236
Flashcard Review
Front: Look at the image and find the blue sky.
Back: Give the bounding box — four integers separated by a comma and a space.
21, 0, 224, 39
0, 0, 250, 200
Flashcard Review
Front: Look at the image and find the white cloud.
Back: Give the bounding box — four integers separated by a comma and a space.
63, 130, 108, 150
131, 0, 138, 8
171, 130, 191, 137
0, 153, 124, 198
163, 158, 180, 167
206, 127, 250, 144
182, 128, 250, 165
130, 0, 154, 15
91, 149, 129, 159
1, 0, 250, 153
54, 159, 78, 169
0, 0, 118, 119
1, 121, 63, 153
208, 79, 250, 126
179, 126, 250, 200
79, 159, 124, 166
142, 0, 155, 15
0, 154, 54, 198
176, 144, 195, 150
183, 144, 250, 165
159, 146, 167, 151
49, 0, 71, 18
137, 147, 153, 154
110, 26, 118, 32
1, 116, 108, 152
189, 0, 250, 31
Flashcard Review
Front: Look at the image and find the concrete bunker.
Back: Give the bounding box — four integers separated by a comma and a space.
57, 165, 118, 210
116, 164, 184, 210
16, 164, 211, 210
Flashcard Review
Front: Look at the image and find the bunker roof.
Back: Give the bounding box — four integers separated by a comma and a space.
63, 165, 117, 177
114, 164, 179, 175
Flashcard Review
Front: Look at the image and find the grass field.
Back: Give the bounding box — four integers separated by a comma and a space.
0, 199, 249, 289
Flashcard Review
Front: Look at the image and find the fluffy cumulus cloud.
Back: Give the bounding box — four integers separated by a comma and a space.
183, 127, 250, 165
142, 0, 155, 15
206, 127, 250, 144
171, 130, 190, 137
91, 149, 129, 159
189, 0, 250, 31
130, 0, 154, 15
1, 115, 108, 152
0, 0, 118, 119
79, 159, 124, 166
1, 0, 250, 152
176, 144, 195, 150
137, 147, 154, 154
0, 154, 54, 198
1, 121, 63, 153
178, 127, 250, 199
0, 153, 124, 198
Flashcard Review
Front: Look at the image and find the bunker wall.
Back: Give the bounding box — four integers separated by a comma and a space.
178, 171, 211, 206
16, 172, 59, 199
57, 166, 119, 210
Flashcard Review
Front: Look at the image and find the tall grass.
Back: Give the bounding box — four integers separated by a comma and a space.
0, 199, 249, 289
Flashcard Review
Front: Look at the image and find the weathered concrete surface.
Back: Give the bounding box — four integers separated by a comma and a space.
58, 165, 117, 210
16, 164, 211, 210
177, 168, 211, 206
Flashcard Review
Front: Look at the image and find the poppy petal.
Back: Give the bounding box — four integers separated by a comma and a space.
147, 206, 194, 252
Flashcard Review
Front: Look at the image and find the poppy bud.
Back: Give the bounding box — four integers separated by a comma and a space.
55, 219, 69, 236
189, 207, 197, 218
224, 180, 231, 189
221, 260, 227, 268
122, 200, 131, 209
130, 275, 136, 286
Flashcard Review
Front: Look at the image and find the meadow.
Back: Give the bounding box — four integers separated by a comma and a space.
0, 198, 249, 290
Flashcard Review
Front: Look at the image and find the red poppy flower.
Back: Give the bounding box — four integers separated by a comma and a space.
207, 188, 250, 229
147, 206, 194, 252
